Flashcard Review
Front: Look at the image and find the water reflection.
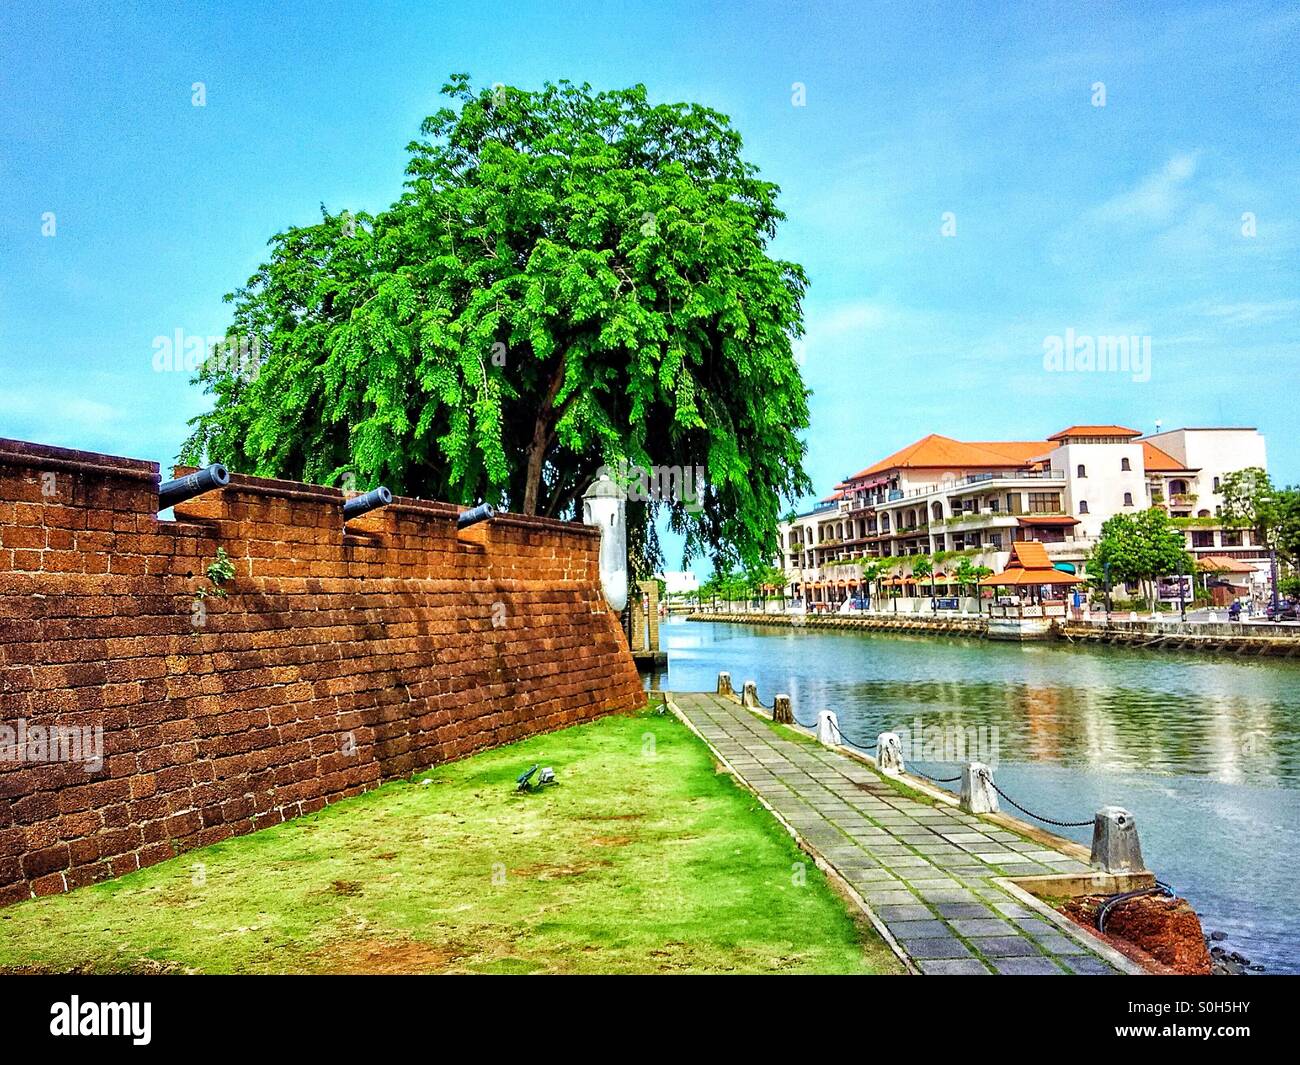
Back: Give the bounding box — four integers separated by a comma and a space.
654, 619, 1300, 973
655, 620, 1300, 786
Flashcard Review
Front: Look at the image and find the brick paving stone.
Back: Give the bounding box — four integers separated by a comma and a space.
969, 935, 1042, 958
992, 957, 1067, 975
901, 936, 974, 960
1063, 955, 1120, 975
919, 958, 993, 975
888, 919, 952, 938
949, 918, 1019, 938
876, 904, 936, 922
935, 902, 998, 919
671, 694, 1123, 978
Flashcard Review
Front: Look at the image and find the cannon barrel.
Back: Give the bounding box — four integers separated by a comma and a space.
457, 502, 496, 529
158, 463, 230, 510
342, 486, 393, 520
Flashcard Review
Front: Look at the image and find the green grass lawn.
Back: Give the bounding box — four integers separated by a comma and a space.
0, 707, 901, 974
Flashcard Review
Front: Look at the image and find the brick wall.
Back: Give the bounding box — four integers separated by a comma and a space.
0, 438, 645, 905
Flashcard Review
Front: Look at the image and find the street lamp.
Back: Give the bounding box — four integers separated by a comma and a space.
1177, 555, 1187, 622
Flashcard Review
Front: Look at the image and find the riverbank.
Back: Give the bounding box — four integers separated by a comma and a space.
671, 690, 1147, 974
659, 618, 1300, 973
0, 709, 899, 975
688, 611, 987, 637
688, 611, 1300, 656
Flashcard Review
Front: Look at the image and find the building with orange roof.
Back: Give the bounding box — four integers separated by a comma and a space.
779, 425, 1273, 612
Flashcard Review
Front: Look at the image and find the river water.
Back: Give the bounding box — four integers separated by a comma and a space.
654, 617, 1300, 974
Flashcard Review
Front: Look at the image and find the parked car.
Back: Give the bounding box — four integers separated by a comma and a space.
1266, 598, 1299, 622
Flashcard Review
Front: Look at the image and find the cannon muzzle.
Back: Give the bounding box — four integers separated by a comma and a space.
343, 486, 393, 520
158, 463, 230, 510
457, 502, 496, 529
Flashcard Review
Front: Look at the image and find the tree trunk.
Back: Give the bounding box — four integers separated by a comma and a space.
521, 362, 568, 516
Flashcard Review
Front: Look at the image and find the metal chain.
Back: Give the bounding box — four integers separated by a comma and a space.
910, 765, 963, 784
988, 780, 1094, 828
828, 719, 878, 751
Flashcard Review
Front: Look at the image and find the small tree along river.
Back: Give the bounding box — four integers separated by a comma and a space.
657, 618, 1300, 974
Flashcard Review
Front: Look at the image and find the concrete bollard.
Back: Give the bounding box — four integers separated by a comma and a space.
742, 680, 758, 708
773, 693, 793, 724
1090, 806, 1145, 873
960, 763, 998, 814
817, 710, 840, 746
877, 732, 904, 775
716, 671, 733, 696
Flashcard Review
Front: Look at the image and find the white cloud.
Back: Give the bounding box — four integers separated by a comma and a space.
1197, 300, 1300, 326
1091, 152, 1199, 227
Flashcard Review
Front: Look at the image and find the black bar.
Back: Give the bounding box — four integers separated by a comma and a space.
342, 486, 392, 520
456, 502, 495, 529
157, 463, 229, 510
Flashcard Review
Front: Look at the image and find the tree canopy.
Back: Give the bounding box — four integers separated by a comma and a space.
181, 75, 811, 571
1090, 508, 1191, 600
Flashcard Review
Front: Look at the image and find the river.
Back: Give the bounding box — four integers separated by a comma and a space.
653, 617, 1300, 974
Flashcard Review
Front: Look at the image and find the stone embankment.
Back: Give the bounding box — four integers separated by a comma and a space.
686, 611, 987, 637
690, 611, 1300, 656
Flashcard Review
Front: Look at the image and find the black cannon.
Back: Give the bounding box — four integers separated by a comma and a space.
342, 486, 393, 520
158, 463, 230, 510
456, 502, 496, 529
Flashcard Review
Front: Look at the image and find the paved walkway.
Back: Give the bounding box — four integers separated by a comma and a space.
672, 692, 1124, 975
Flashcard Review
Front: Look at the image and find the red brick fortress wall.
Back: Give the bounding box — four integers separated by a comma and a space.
0, 438, 645, 905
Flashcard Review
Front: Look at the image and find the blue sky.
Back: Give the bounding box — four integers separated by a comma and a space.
2, 1, 1297, 566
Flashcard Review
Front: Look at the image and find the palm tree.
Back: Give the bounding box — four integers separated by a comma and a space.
860, 559, 886, 611
910, 556, 934, 611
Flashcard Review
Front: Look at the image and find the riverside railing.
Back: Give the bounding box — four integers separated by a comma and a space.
712, 670, 1146, 878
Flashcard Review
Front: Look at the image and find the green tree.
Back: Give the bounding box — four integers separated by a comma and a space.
859, 558, 886, 608
909, 556, 934, 603
1220, 468, 1300, 568
181, 75, 811, 573
1091, 508, 1191, 608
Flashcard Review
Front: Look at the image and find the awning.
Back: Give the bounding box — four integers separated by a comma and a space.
1197, 555, 1256, 574
1016, 516, 1080, 527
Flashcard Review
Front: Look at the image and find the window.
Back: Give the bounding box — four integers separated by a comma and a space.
1221, 530, 1243, 547
1121, 457, 1131, 471
1213, 476, 1220, 491
1077, 464, 1087, 478
1028, 492, 1062, 514
1192, 531, 1214, 548
989, 533, 1003, 549
1078, 500, 1089, 514
1123, 492, 1134, 506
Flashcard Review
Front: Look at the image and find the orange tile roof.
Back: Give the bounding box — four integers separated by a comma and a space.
1140, 440, 1195, 472
1010, 541, 1053, 568
845, 434, 1050, 481
1197, 555, 1256, 574
978, 540, 1084, 586
1047, 425, 1141, 440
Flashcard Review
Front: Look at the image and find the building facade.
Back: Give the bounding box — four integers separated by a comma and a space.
779, 425, 1270, 607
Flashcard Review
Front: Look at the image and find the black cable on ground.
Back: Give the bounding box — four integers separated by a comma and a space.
1097, 880, 1175, 933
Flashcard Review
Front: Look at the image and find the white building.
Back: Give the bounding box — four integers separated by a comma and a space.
779, 424, 1272, 608
659, 570, 699, 597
